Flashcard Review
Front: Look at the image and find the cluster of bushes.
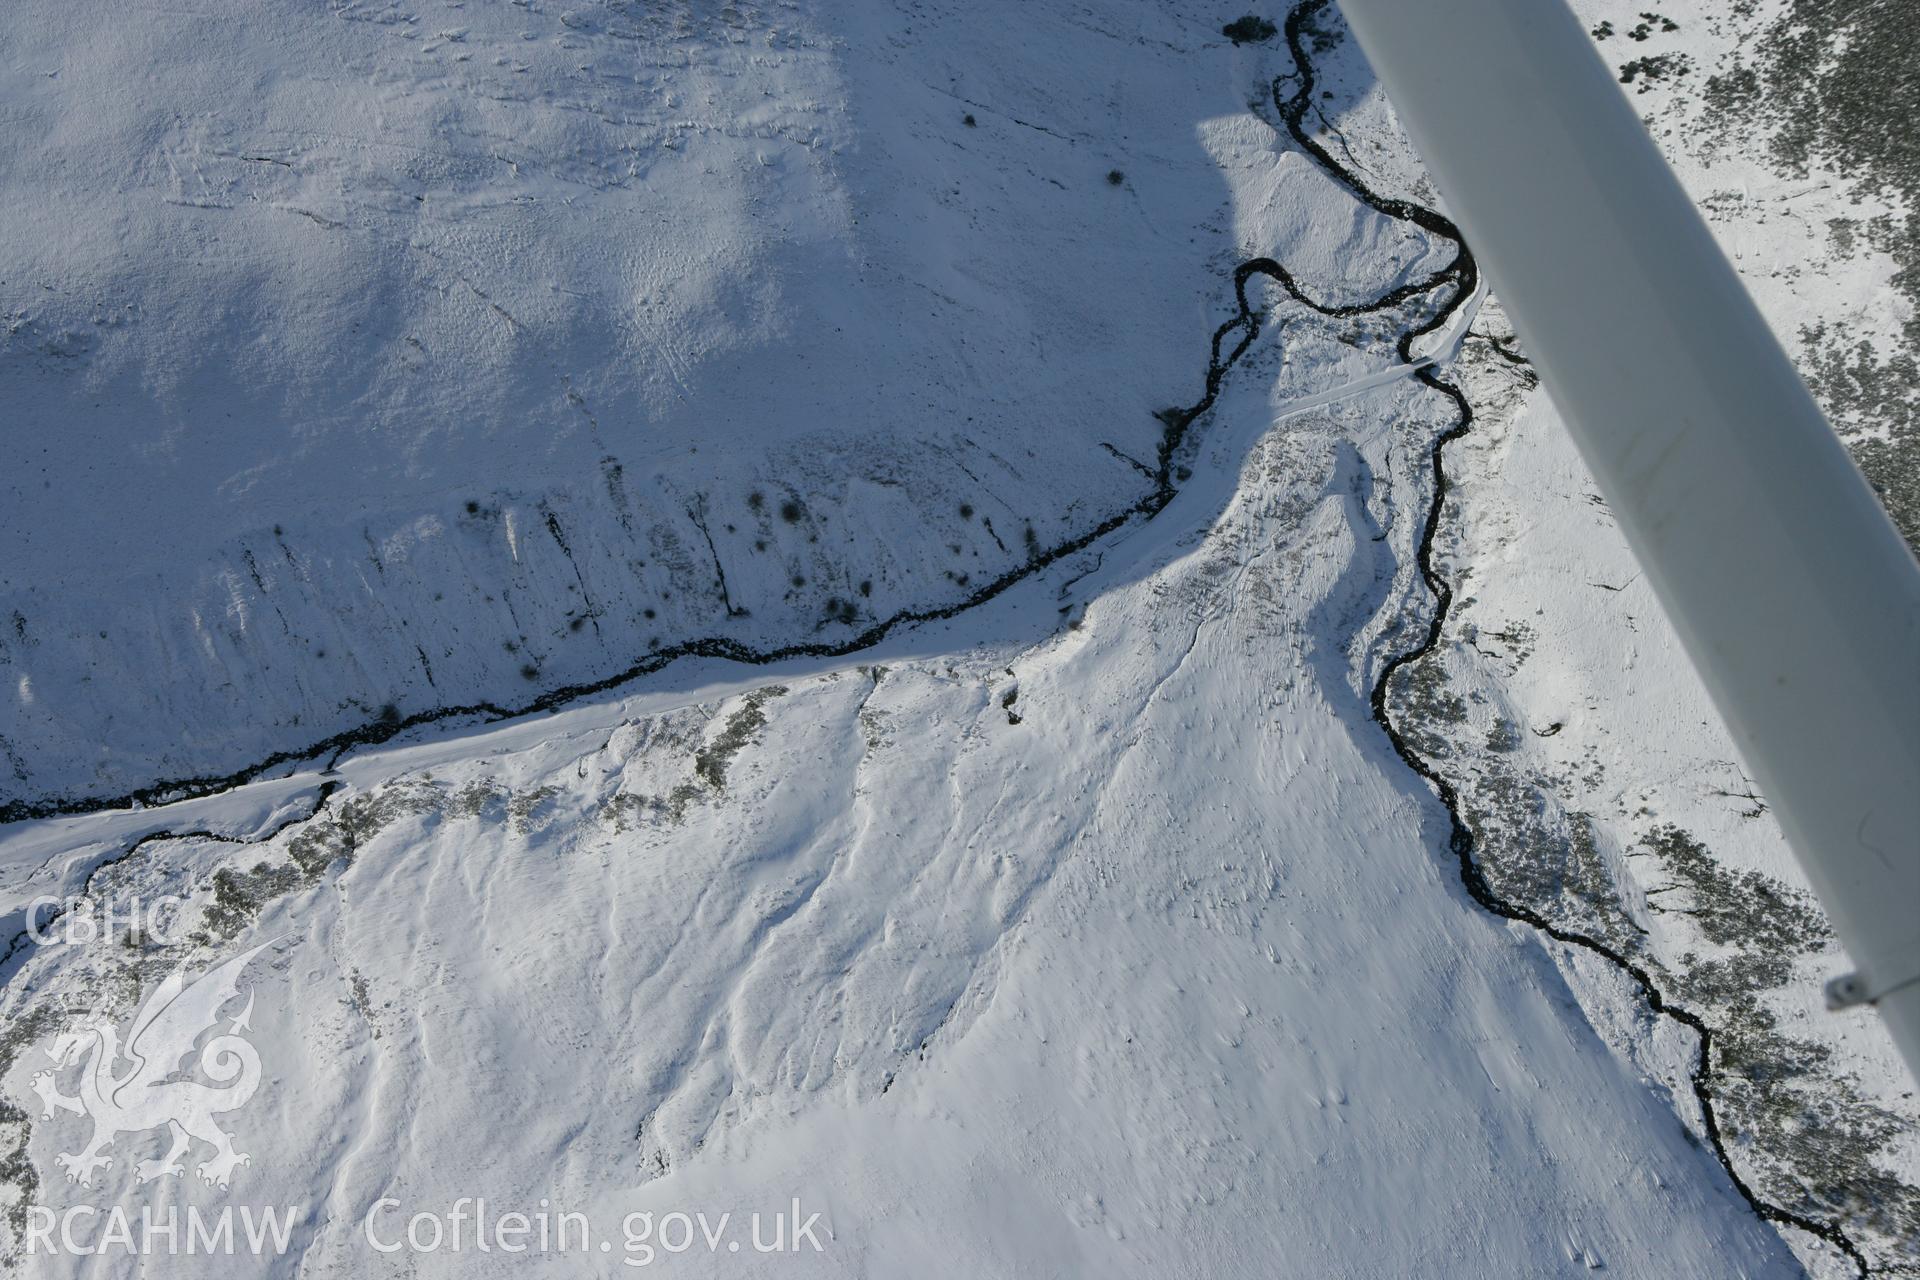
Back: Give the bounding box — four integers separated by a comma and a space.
1222, 15, 1276, 45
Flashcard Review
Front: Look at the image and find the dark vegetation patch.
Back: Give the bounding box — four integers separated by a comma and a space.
1459, 767, 1642, 955
1388, 656, 1467, 761
198, 862, 305, 942
1222, 15, 1277, 44
1645, 826, 1920, 1259
1703, 0, 1920, 549
1797, 322, 1920, 547
1617, 52, 1690, 91
692, 687, 786, 791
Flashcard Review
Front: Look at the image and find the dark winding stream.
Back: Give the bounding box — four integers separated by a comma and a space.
1258, 2, 1869, 1269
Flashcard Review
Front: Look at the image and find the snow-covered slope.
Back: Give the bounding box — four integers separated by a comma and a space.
0, 355, 1815, 1275
3, 0, 1439, 809
0, 0, 1915, 1275
1373, 3, 1920, 1267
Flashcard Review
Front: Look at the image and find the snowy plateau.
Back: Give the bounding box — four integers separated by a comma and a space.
0, 0, 1915, 1276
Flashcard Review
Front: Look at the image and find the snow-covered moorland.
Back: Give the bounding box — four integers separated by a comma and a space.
0, 363, 1825, 1274
0, 0, 1915, 1275
0, 0, 1435, 811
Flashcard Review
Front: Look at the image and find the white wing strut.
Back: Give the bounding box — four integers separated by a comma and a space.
1333, 0, 1920, 1081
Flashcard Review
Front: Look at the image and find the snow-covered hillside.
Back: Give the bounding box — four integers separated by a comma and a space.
0, 354, 1821, 1275
1389, 3, 1920, 1267
0, 0, 1915, 1275
4, 0, 1441, 809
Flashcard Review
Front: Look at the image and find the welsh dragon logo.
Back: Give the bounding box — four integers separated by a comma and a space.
28, 940, 276, 1190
